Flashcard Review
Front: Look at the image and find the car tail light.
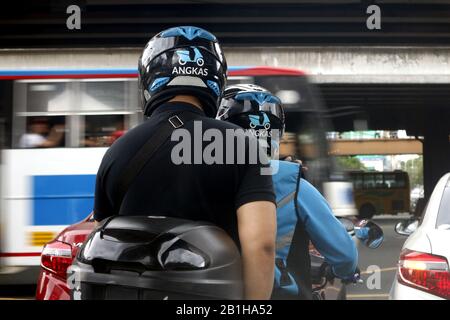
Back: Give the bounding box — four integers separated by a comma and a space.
398, 249, 450, 299
41, 240, 73, 280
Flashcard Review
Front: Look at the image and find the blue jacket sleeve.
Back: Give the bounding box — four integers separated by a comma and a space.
297, 178, 358, 280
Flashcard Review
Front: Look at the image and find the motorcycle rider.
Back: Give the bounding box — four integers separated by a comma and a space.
93, 27, 277, 299
216, 84, 358, 299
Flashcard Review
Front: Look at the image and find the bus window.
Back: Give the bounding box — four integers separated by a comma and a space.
384, 173, 406, 189
353, 173, 363, 190
363, 173, 375, 189
13, 80, 70, 148
395, 173, 407, 188
82, 115, 126, 147
384, 173, 394, 188
375, 173, 384, 188
77, 80, 139, 147
79, 81, 126, 112
13, 79, 140, 148
24, 82, 70, 114
17, 116, 66, 148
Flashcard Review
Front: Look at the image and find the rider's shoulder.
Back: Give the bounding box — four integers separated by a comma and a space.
202, 117, 247, 131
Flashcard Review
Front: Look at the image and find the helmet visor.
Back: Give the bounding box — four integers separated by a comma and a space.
219, 95, 284, 121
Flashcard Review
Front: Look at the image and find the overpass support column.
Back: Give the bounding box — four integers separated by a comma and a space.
423, 113, 450, 200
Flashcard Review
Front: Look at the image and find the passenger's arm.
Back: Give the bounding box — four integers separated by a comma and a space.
237, 201, 277, 300
298, 179, 358, 280
38, 124, 65, 148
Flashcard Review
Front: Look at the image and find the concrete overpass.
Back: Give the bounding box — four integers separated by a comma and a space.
2, 1, 450, 47
328, 139, 423, 156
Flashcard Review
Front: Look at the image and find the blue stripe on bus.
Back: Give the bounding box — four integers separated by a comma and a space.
32, 175, 96, 226
228, 66, 254, 71
0, 66, 252, 77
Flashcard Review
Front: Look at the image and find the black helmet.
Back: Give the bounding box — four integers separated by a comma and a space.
216, 84, 285, 157
216, 84, 285, 136
138, 26, 227, 117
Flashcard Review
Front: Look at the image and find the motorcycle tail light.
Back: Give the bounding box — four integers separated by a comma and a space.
41, 240, 73, 280
398, 249, 450, 299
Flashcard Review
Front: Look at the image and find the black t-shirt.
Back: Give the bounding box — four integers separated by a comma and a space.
94, 102, 276, 244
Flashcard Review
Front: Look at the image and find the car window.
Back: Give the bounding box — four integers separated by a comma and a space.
436, 187, 450, 228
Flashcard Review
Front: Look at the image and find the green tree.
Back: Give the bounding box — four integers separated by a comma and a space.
336, 156, 367, 171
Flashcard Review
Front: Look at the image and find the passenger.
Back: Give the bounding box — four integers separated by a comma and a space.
216, 84, 358, 300
41, 121, 65, 147
108, 129, 125, 144
108, 120, 126, 145
19, 117, 49, 148
92, 26, 277, 299
19, 117, 65, 148
83, 117, 126, 147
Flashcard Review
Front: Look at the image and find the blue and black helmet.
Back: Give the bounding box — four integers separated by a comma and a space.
216, 84, 285, 137
138, 26, 227, 117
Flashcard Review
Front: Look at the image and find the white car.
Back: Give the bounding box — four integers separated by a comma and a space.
390, 172, 450, 300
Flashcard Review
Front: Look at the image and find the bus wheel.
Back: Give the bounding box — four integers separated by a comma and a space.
359, 203, 376, 219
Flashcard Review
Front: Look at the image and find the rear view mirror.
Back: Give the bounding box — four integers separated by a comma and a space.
395, 219, 419, 236
355, 220, 384, 249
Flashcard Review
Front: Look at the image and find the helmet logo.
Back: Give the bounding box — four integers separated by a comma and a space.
176, 47, 204, 66
172, 47, 209, 76
249, 113, 271, 130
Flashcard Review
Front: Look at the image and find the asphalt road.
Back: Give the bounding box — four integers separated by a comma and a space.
0, 216, 410, 301
346, 216, 409, 300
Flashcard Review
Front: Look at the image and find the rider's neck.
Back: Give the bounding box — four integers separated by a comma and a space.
169, 95, 203, 111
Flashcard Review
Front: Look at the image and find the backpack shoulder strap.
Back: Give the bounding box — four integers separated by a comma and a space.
115, 110, 201, 213
287, 164, 313, 300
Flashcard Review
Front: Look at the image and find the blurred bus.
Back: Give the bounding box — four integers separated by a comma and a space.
0, 66, 356, 283
348, 170, 411, 218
